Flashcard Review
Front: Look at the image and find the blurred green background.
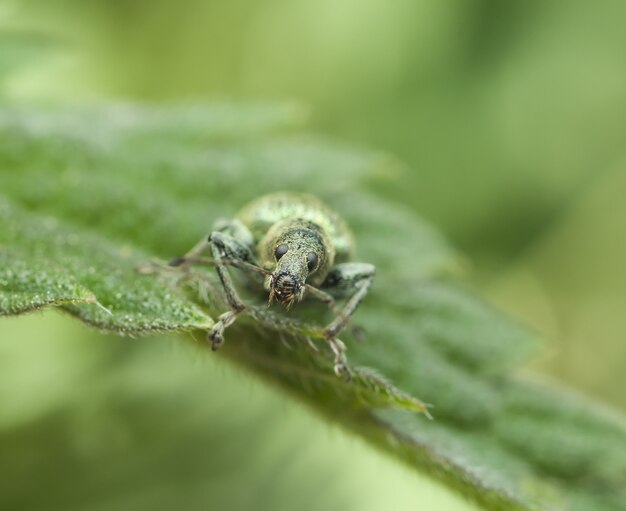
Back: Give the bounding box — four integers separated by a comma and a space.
1, 1, 625, 509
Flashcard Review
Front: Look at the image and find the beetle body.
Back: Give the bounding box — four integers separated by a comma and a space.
237, 193, 353, 303
172, 191, 374, 377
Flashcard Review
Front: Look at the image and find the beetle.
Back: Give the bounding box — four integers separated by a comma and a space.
170, 192, 375, 378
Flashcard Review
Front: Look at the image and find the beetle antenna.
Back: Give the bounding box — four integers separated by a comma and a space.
268, 288, 276, 306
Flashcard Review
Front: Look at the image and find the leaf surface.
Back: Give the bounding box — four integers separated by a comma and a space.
1, 103, 625, 511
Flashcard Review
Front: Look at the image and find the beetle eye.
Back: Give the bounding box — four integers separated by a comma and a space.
307, 252, 318, 272
275, 244, 289, 260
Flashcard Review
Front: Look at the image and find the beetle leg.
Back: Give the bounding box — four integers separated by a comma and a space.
322, 262, 375, 337
167, 237, 210, 268
170, 219, 260, 350
320, 263, 375, 377
304, 284, 337, 312
204, 230, 256, 350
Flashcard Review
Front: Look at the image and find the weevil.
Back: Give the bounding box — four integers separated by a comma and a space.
170, 192, 375, 378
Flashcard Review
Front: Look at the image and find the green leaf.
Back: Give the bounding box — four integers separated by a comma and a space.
1, 103, 625, 511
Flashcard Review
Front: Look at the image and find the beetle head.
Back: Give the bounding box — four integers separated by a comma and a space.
265, 223, 326, 307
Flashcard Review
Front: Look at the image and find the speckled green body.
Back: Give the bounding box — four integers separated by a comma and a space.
237, 192, 354, 288
175, 191, 374, 375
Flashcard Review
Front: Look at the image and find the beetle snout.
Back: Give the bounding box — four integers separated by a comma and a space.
270, 272, 302, 305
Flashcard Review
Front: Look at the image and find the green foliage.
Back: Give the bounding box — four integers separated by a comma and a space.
1, 103, 625, 511
0, 29, 58, 96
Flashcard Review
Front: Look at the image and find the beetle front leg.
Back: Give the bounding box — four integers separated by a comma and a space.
205, 230, 256, 350
322, 263, 375, 338
304, 285, 337, 311
320, 263, 375, 377
170, 220, 267, 350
